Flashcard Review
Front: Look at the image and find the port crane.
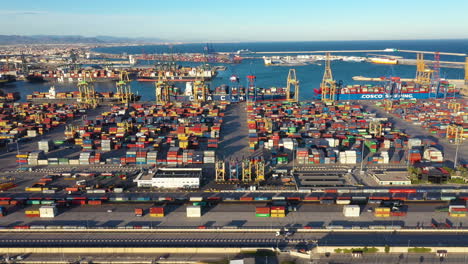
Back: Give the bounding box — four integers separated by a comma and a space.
321, 53, 337, 103
115, 71, 133, 104
77, 71, 98, 108
193, 69, 209, 103
216, 157, 266, 183
246, 75, 257, 102
286, 69, 299, 102
155, 73, 171, 105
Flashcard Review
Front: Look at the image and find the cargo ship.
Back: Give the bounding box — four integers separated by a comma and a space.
369, 57, 398, 65
0, 74, 16, 84
0, 90, 20, 102
165, 83, 289, 102
137, 63, 217, 82
27, 87, 141, 103
26, 69, 121, 83
314, 82, 460, 100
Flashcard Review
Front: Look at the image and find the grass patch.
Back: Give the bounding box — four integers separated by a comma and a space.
333, 247, 379, 254
408, 247, 431, 253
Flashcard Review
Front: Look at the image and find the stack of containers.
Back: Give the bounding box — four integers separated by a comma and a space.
296, 148, 309, 165
374, 207, 391, 217
207, 138, 218, 149
27, 150, 45, 166
38, 140, 53, 153
449, 205, 467, 217
167, 147, 180, 166
101, 139, 112, 152
193, 151, 204, 164
203, 150, 215, 163
125, 149, 137, 165
136, 150, 147, 165
255, 206, 271, 217
409, 148, 422, 164
149, 207, 165, 217
423, 147, 444, 163
79, 151, 93, 165
25, 208, 40, 217
339, 150, 357, 164
364, 140, 378, 153
82, 139, 94, 150
147, 151, 158, 165
270, 206, 286, 217
48, 157, 59, 165
16, 152, 29, 166
39, 205, 57, 218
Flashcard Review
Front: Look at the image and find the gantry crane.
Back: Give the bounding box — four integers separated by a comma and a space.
369, 120, 383, 137
215, 160, 225, 182
193, 69, 209, 103
155, 73, 171, 104
321, 53, 336, 103
286, 69, 299, 102
242, 159, 252, 182
447, 124, 464, 144
415, 53, 433, 87
247, 75, 257, 102
448, 101, 461, 113
255, 158, 265, 182
77, 71, 98, 108
115, 71, 132, 104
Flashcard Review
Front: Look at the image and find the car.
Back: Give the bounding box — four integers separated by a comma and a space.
107, 209, 113, 213
367, 208, 373, 212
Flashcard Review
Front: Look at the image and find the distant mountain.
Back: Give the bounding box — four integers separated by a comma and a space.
0, 35, 166, 45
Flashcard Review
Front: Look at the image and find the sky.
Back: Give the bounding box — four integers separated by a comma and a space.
1, 0, 468, 42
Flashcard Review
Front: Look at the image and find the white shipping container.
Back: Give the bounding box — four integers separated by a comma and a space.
343, 205, 360, 217
186, 206, 202, 217
39, 206, 57, 218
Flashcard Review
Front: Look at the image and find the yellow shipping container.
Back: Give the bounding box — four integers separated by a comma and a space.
374, 213, 390, 217
149, 213, 164, 217
271, 214, 286, 218
25, 210, 40, 214
450, 213, 466, 217
25, 187, 42, 192
375, 207, 391, 212
271, 210, 285, 214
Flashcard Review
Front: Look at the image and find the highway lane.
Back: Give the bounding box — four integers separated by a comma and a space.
2, 231, 468, 247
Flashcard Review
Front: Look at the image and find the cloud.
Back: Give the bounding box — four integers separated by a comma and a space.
0, 10, 47, 15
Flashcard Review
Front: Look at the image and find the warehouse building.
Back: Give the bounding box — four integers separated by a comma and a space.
134, 168, 202, 189
371, 170, 411, 185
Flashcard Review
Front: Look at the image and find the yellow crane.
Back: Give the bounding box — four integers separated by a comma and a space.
447, 124, 464, 144
255, 159, 265, 182
155, 73, 171, 104
242, 159, 252, 182
321, 53, 336, 103
193, 69, 209, 103
77, 71, 98, 108
116, 71, 132, 104
286, 69, 299, 102
215, 160, 225, 182
415, 53, 433, 86
369, 120, 383, 137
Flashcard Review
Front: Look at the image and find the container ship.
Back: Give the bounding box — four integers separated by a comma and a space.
0, 74, 16, 84
314, 82, 460, 100
26, 69, 121, 83
167, 83, 289, 102
26, 87, 141, 103
0, 90, 20, 102
137, 63, 217, 82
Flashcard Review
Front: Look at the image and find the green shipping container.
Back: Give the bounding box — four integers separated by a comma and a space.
255, 213, 271, 217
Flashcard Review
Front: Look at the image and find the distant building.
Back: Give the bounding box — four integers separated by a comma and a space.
371, 170, 411, 185
420, 167, 450, 184
133, 168, 202, 189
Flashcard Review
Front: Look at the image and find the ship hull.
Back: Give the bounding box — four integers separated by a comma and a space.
170, 94, 287, 102
336, 92, 441, 100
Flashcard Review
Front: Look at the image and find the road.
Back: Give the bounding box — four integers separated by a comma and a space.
362, 101, 467, 165
218, 102, 250, 160
2, 231, 468, 248
1, 202, 467, 228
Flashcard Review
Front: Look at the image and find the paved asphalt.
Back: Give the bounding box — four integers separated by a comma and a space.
362, 101, 467, 165
2, 231, 468, 248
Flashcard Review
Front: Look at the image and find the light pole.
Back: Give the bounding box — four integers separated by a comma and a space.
360, 139, 365, 174
454, 141, 460, 169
